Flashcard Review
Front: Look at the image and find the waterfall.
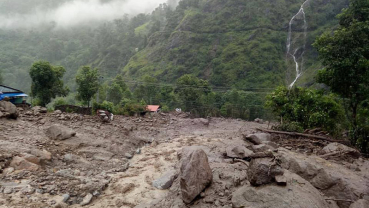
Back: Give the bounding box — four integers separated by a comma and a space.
287, 0, 309, 88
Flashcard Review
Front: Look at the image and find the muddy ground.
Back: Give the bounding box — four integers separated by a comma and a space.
1, 109, 369, 208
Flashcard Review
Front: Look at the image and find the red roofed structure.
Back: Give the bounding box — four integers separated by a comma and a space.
146, 105, 161, 112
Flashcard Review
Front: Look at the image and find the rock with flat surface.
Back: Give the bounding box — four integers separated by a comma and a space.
45, 125, 76, 140
275, 175, 287, 186
226, 146, 253, 159
232, 171, 337, 208
247, 157, 283, 186
80, 193, 93, 206
152, 170, 178, 190
244, 133, 271, 145
279, 148, 369, 208
179, 146, 213, 204
319, 143, 361, 159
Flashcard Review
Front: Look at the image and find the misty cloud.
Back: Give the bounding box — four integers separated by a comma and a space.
0, 0, 177, 29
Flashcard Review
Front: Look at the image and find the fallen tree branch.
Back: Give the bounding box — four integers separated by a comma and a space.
256, 128, 350, 145
325, 198, 353, 203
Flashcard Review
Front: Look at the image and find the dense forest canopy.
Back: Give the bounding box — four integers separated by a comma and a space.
0, 0, 348, 93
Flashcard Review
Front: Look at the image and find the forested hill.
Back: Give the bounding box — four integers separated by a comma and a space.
123, 0, 349, 89
0, 0, 348, 92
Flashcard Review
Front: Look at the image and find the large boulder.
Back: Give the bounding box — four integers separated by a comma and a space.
232, 171, 338, 208
319, 143, 361, 159
179, 146, 213, 204
244, 133, 271, 145
247, 157, 284, 186
152, 170, 178, 190
45, 125, 76, 140
279, 148, 369, 208
226, 145, 253, 159
0, 101, 18, 119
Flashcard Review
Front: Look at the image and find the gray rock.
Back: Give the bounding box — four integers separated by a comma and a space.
247, 157, 283, 186
54, 110, 62, 114
244, 133, 271, 145
45, 125, 76, 140
349, 199, 369, 208
62, 194, 70, 202
80, 193, 93, 206
226, 146, 254, 159
136, 148, 141, 154
251, 144, 275, 153
3, 187, 13, 194
125, 153, 133, 159
152, 170, 178, 190
232, 171, 336, 208
319, 143, 361, 159
0, 101, 18, 119
275, 175, 287, 186
180, 146, 213, 204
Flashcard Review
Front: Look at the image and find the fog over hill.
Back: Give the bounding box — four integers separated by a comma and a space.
0, 0, 178, 29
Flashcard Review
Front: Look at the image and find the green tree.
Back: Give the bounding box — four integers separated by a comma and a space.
107, 75, 131, 105
313, 0, 369, 142
30, 61, 69, 106
134, 76, 160, 104
76, 66, 99, 107
175, 74, 211, 113
266, 86, 345, 134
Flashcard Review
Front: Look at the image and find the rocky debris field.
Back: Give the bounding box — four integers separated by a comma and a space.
0, 102, 369, 208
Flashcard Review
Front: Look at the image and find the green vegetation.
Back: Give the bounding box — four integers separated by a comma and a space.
76, 66, 99, 107
29, 61, 69, 106
266, 86, 345, 134
314, 0, 369, 152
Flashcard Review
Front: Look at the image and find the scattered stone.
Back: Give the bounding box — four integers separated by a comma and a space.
275, 175, 287, 186
3, 187, 13, 194
54, 110, 62, 114
179, 146, 213, 204
62, 194, 70, 203
254, 118, 264, 123
247, 157, 283, 186
80, 193, 93, 206
136, 148, 141, 154
251, 144, 275, 153
45, 125, 76, 140
198, 118, 210, 126
3, 167, 14, 175
93, 190, 100, 196
226, 146, 253, 159
22, 153, 41, 165
152, 170, 178, 190
21, 186, 35, 195
125, 153, 133, 159
244, 133, 271, 145
9, 156, 39, 171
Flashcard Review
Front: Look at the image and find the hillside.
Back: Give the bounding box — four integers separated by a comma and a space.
123, 0, 349, 89
0, 0, 348, 93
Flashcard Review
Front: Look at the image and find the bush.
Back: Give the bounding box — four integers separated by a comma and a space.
53, 97, 67, 108
266, 86, 345, 134
122, 102, 145, 116
92, 101, 114, 114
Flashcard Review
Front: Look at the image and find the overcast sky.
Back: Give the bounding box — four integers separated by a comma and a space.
0, 0, 177, 29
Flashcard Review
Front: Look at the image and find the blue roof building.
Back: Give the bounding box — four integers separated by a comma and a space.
0, 85, 29, 104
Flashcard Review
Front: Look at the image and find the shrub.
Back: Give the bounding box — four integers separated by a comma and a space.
266, 86, 345, 135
